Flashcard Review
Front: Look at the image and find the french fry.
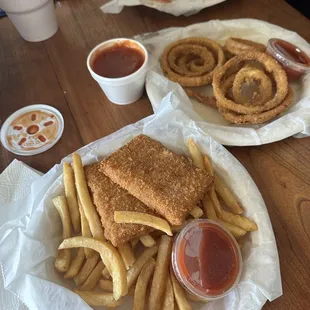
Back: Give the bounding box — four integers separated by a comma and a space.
59, 237, 128, 300
214, 175, 244, 214
74, 290, 122, 307
118, 242, 136, 270
114, 212, 172, 236
171, 220, 194, 234
189, 206, 203, 218
149, 236, 173, 310
127, 245, 158, 289
170, 271, 192, 310
140, 234, 156, 247
64, 248, 85, 279
99, 279, 113, 292
187, 138, 204, 170
74, 252, 100, 286
130, 238, 140, 249
53, 196, 72, 273
218, 210, 258, 231
72, 153, 105, 241
151, 230, 165, 238
217, 219, 247, 238
63, 162, 81, 233
102, 267, 111, 279
185, 292, 205, 303
163, 274, 174, 310
202, 194, 217, 220
81, 260, 105, 290
209, 189, 222, 214
133, 258, 156, 310
203, 154, 213, 175
79, 201, 94, 258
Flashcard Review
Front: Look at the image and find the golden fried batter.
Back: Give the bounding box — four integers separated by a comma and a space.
85, 163, 156, 247
100, 135, 212, 225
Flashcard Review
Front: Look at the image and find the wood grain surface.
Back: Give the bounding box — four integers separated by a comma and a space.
0, 0, 310, 308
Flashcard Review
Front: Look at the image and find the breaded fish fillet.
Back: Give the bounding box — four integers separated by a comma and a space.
100, 135, 213, 225
85, 162, 156, 247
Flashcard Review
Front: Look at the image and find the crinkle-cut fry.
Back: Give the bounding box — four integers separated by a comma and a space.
163, 273, 174, 310
202, 194, 217, 220
189, 206, 203, 218
102, 267, 111, 279
72, 153, 105, 241
59, 237, 128, 300
217, 219, 247, 238
114, 211, 172, 236
130, 238, 140, 249
118, 242, 136, 270
149, 236, 173, 310
81, 260, 105, 290
74, 252, 100, 286
53, 196, 72, 273
79, 201, 94, 258
99, 279, 113, 292
64, 248, 85, 279
63, 162, 81, 233
171, 271, 192, 310
74, 290, 123, 307
133, 258, 156, 310
140, 234, 156, 247
214, 175, 244, 214
218, 210, 258, 231
127, 245, 158, 289
187, 138, 204, 170
203, 154, 213, 176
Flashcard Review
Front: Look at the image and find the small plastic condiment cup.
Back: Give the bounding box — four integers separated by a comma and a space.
87, 38, 149, 105
171, 219, 243, 301
266, 38, 310, 81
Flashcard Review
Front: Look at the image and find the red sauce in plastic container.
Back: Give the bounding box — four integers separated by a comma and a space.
172, 219, 242, 301
266, 38, 310, 81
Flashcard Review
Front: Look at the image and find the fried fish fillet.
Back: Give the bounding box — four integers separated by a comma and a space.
100, 135, 213, 225
85, 162, 156, 247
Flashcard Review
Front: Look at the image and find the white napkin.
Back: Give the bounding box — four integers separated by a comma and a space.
0, 160, 42, 310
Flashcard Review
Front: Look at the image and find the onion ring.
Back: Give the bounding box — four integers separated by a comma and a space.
161, 37, 225, 87
232, 66, 273, 106
219, 87, 293, 124
225, 37, 266, 55
213, 51, 289, 114
184, 88, 217, 108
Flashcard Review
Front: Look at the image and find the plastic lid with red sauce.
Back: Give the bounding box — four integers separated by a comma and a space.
266, 38, 310, 81
172, 219, 242, 301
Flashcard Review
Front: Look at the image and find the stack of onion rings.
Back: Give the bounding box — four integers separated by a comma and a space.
161, 37, 225, 87
225, 37, 266, 55
213, 51, 293, 124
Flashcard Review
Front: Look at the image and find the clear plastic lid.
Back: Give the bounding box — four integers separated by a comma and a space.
266, 38, 310, 76
172, 219, 242, 301
0, 104, 64, 156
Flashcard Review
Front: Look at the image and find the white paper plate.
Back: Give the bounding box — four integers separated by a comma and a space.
0, 87, 281, 310
136, 18, 310, 146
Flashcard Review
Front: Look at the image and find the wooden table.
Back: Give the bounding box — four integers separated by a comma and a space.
1, 0, 309, 308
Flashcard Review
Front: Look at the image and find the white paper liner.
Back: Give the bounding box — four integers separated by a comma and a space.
0, 84, 281, 310
135, 18, 310, 146
101, 0, 226, 17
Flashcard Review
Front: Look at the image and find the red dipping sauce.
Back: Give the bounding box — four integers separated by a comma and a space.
172, 220, 242, 301
267, 38, 310, 81
91, 41, 145, 78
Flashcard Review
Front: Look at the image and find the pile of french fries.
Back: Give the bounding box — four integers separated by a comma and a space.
53, 140, 257, 309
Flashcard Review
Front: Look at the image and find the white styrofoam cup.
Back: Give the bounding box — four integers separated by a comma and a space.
87, 38, 149, 105
0, 0, 58, 42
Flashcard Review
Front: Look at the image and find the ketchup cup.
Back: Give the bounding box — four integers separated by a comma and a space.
87, 38, 149, 105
